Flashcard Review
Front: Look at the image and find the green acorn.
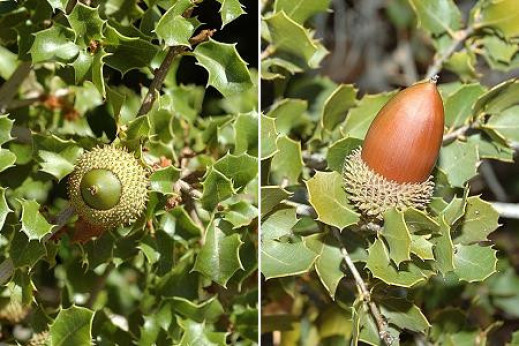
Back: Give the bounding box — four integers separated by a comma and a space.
68, 146, 149, 227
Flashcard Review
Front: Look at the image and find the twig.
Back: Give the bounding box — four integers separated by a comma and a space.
442, 124, 471, 143
136, 29, 215, 117
425, 27, 474, 80
0, 61, 32, 113
261, 45, 275, 60
479, 161, 509, 202
0, 258, 14, 286
331, 227, 392, 345
490, 202, 519, 219
175, 179, 203, 228
285, 200, 317, 218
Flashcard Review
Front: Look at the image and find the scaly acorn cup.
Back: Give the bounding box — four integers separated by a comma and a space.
68, 146, 149, 227
343, 79, 444, 220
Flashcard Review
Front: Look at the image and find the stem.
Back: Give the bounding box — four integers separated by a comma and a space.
137, 46, 187, 117
490, 202, 519, 219
425, 27, 474, 80
331, 228, 392, 346
0, 61, 32, 113
442, 124, 472, 143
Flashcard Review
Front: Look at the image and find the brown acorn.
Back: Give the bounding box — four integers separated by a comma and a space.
343, 79, 444, 219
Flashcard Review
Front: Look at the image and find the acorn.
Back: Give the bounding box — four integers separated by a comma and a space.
343, 79, 444, 219
67, 146, 149, 227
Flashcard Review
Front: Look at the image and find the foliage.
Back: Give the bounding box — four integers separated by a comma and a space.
261, 0, 519, 344
0, 0, 257, 345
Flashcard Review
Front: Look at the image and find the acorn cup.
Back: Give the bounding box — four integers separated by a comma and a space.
343, 79, 444, 220
67, 146, 150, 228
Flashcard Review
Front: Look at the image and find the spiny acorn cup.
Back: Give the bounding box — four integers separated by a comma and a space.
68, 146, 150, 227
343, 79, 444, 220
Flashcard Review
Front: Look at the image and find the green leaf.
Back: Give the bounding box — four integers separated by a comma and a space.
0, 114, 14, 146
410, 234, 435, 261
0, 188, 11, 230
430, 217, 455, 274
222, 201, 258, 229
321, 84, 357, 132
234, 112, 258, 155
193, 221, 244, 287
306, 171, 360, 229
408, 0, 461, 35
178, 319, 228, 346
382, 209, 411, 266
453, 244, 497, 282
326, 136, 363, 173
261, 186, 290, 216
261, 115, 278, 159
366, 238, 426, 287
30, 23, 79, 63
379, 298, 430, 333
216, 0, 246, 27
50, 306, 95, 346
474, 79, 519, 115
312, 234, 344, 298
193, 39, 253, 97
452, 196, 499, 245
273, 0, 330, 24
104, 24, 159, 74
213, 153, 258, 189
270, 136, 303, 185
150, 165, 181, 195
38, 145, 83, 181
476, 0, 519, 40
266, 98, 308, 135
261, 237, 318, 280
264, 11, 327, 69
342, 91, 396, 139
0, 149, 16, 172
171, 296, 224, 323
444, 83, 486, 130
404, 208, 440, 234
46, 0, 68, 11
438, 140, 479, 187
485, 105, 519, 143
262, 207, 298, 241
67, 3, 105, 46
155, 0, 199, 47
468, 133, 514, 162
9, 230, 46, 268
201, 168, 235, 211
20, 200, 54, 241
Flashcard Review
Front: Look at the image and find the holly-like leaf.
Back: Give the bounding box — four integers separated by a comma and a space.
30, 23, 80, 63
438, 140, 479, 187
264, 11, 327, 69
38, 144, 83, 181
321, 84, 357, 132
155, 0, 199, 47
444, 83, 486, 130
0, 115, 14, 146
50, 306, 95, 346
261, 186, 290, 216
306, 171, 360, 229
193, 222, 244, 287
9, 230, 46, 268
262, 207, 298, 241
452, 196, 500, 245
201, 168, 235, 211
366, 238, 426, 287
326, 136, 363, 173
342, 91, 396, 139
234, 112, 258, 156
261, 115, 278, 159
410, 234, 435, 261
261, 237, 318, 280
270, 135, 303, 185
178, 319, 228, 346
214, 153, 258, 189
379, 298, 430, 333
266, 98, 308, 135
476, 0, 519, 40
485, 105, 519, 143
453, 244, 497, 282
171, 296, 224, 323
0, 188, 11, 230
0, 149, 16, 172
408, 0, 461, 35
382, 209, 411, 266
67, 3, 105, 46
150, 165, 181, 195
273, 0, 330, 24
20, 200, 54, 241
217, 0, 246, 27
222, 201, 258, 229
311, 234, 344, 298
193, 39, 253, 97
430, 217, 455, 274
473, 79, 519, 115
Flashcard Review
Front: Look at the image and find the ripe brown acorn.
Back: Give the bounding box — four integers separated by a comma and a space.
343, 79, 444, 219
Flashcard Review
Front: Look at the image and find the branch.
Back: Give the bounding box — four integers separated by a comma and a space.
490, 202, 519, 219
442, 124, 471, 143
331, 228, 393, 346
0, 61, 32, 113
425, 27, 474, 80
136, 29, 215, 117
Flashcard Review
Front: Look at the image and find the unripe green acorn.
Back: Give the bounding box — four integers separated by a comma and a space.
343, 79, 444, 219
68, 146, 149, 227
